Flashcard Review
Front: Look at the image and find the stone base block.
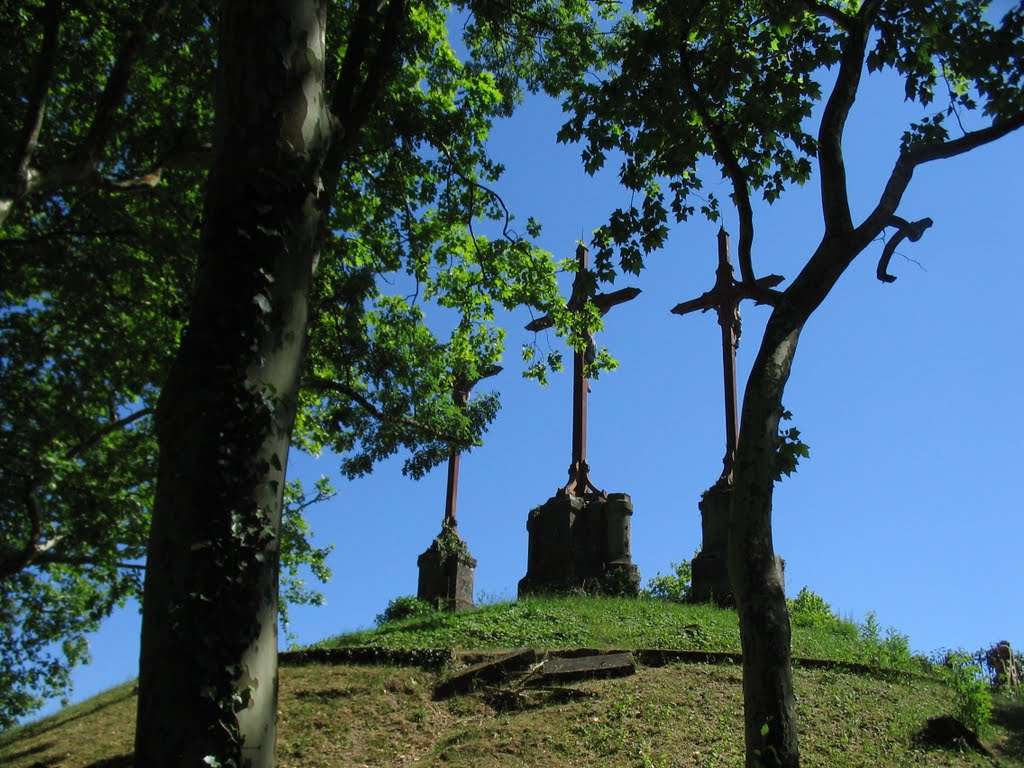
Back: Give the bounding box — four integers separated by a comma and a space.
689, 480, 785, 607
518, 492, 640, 597
690, 550, 733, 606
689, 551, 785, 607
417, 531, 477, 611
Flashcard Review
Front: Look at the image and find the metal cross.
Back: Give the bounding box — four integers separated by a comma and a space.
443, 365, 502, 527
672, 228, 781, 481
526, 244, 640, 497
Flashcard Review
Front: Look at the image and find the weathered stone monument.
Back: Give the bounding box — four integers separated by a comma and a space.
672, 228, 783, 605
987, 641, 1021, 691
417, 367, 500, 611
518, 244, 642, 597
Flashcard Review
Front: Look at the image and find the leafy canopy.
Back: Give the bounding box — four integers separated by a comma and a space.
555, 0, 1024, 285
0, 0, 607, 726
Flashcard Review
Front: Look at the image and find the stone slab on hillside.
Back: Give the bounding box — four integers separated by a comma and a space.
535, 651, 636, 683
434, 647, 538, 699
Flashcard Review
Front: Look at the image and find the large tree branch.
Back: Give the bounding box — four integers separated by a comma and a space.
816, 0, 881, 235
79, 0, 172, 170
858, 114, 1024, 245
343, 0, 407, 149
325, 0, 408, 183
9, 0, 63, 184
678, 52, 781, 304
906, 114, 1024, 165
0, 488, 53, 581
1, 407, 154, 581
329, 0, 380, 137
802, 0, 855, 32
0, 0, 171, 229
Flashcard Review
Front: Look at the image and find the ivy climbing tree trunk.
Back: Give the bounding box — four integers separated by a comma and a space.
134, 1, 331, 765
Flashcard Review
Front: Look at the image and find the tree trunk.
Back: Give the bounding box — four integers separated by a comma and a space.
134, 2, 330, 766
729, 308, 805, 768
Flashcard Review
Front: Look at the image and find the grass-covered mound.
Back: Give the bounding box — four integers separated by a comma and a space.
2, 595, 1021, 768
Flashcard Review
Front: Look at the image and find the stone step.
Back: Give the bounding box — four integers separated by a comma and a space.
433, 647, 538, 699
534, 651, 636, 683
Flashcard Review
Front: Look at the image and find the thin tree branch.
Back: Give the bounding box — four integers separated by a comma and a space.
30, 554, 147, 571
2, 406, 155, 580
284, 487, 337, 517
0, 229, 136, 250
65, 407, 154, 460
876, 216, 933, 283
678, 59, 755, 281
301, 377, 466, 445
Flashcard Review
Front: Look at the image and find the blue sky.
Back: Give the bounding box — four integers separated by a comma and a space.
34, 37, 1024, 720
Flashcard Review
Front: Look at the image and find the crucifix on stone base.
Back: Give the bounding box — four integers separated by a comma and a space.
672, 228, 783, 605
417, 364, 500, 611
671, 228, 782, 482
526, 244, 640, 497
518, 243, 642, 598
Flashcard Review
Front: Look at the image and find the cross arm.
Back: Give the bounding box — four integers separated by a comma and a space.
453, 365, 502, 406
525, 315, 554, 332
593, 286, 642, 314
525, 287, 642, 332
671, 292, 717, 316
671, 275, 784, 317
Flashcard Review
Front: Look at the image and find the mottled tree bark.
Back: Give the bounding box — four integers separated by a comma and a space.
134, 1, 330, 766
729, 233, 860, 768
729, 309, 804, 768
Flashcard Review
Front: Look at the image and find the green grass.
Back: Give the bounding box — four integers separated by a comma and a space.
2, 595, 1021, 768
319, 594, 926, 672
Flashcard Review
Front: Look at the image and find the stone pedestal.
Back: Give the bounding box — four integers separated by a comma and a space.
690, 481, 734, 606
689, 480, 784, 607
417, 529, 477, 611
518, 492, 640, 597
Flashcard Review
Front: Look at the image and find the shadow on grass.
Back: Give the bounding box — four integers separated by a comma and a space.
5, 685, 136, 745
83, 755, 132, 768
293, 688, 362, 702
2, 740, 55, 762
992, 696, 1024, 759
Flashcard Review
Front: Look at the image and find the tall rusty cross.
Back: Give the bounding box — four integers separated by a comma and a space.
672, 228, 782, 481
526, 244, 640, 497
443, 365, 502, 527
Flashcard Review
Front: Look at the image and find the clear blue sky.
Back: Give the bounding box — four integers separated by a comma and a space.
36, 44, 1024, 720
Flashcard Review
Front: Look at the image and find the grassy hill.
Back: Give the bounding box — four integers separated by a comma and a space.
2, 596, 1022, 768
